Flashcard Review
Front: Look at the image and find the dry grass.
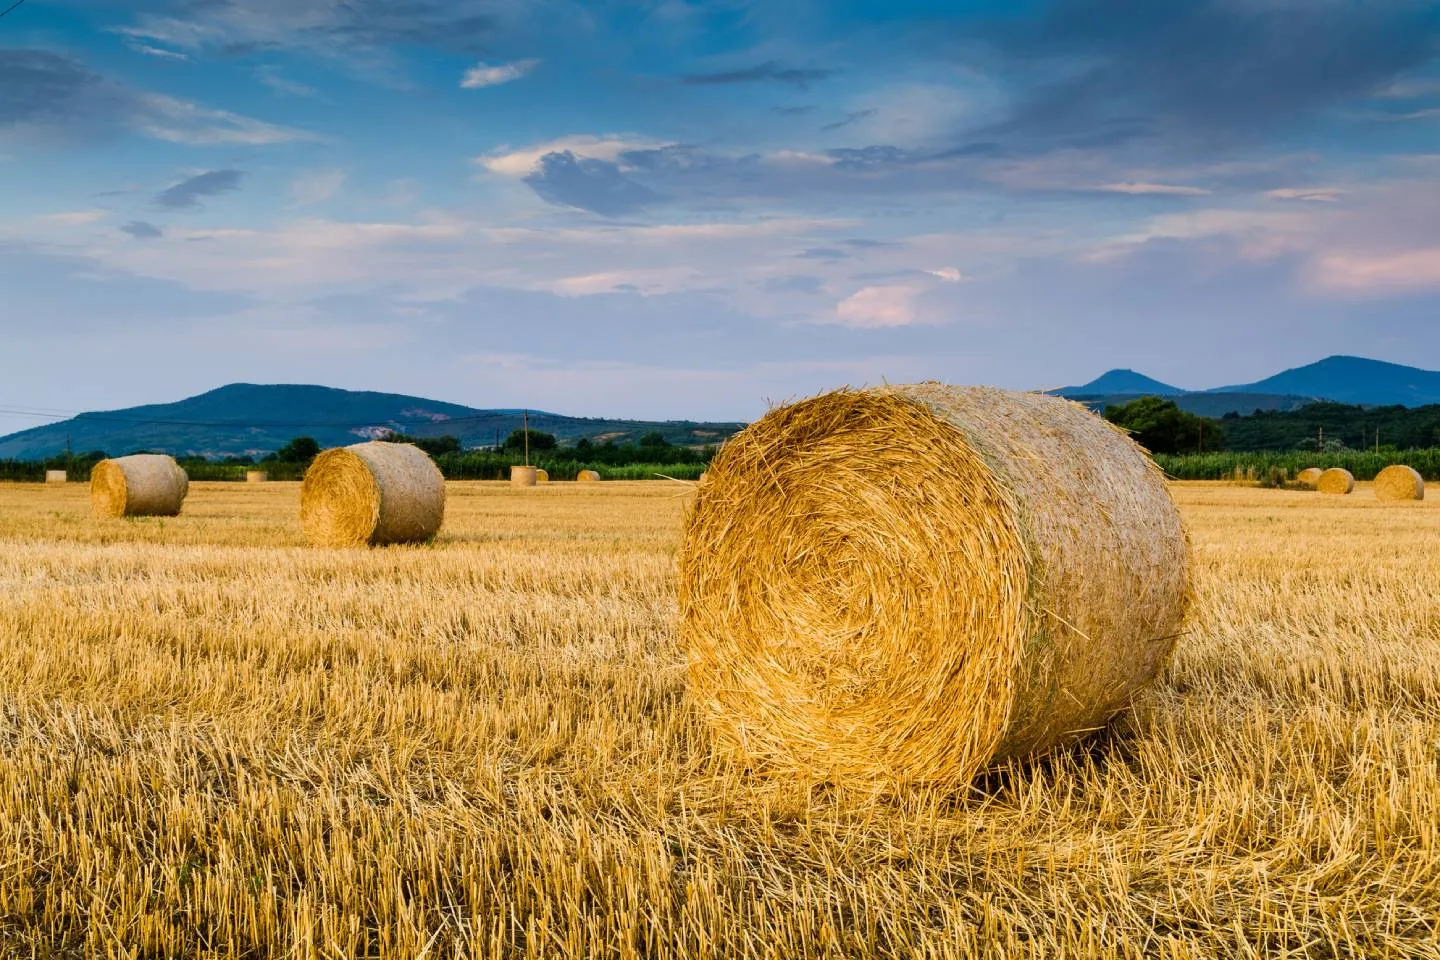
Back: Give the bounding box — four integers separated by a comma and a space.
0, 479, 1436, 958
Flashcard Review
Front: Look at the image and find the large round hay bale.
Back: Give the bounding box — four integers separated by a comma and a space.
511, 465, 537, 487
1374, 464, 1424, 501
535, 468, 550, 483
1295, 467, 1323, 488
45, 470, 67, 484
91, 455, 189, 518
1316, 467, 1355, 495
245, 470, 268, 483
576, 469, 601, 482
300, 442, 444, 547
679, 383, 1191, 789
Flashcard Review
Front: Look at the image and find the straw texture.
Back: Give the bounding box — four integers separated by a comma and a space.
576, 470, 601, 482
299, 442, 445, 547
678, 383, 1191, 790
1296, 467, 1323, 488
90, 455, 189, 519
535, 469, 550, 484
245, 471, 269, 483
44, 470, 66, 484
1374, 464, 1424, 501
1316, 468, 1355, 495
511, 466, 538, 488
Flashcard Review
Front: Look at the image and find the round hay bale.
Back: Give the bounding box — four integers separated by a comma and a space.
1316, 467, 1355, 495
44, 470, 67, 484
1295, 467, 1323, 488
575, 469, 601, 482
300, 442, 445, 547
245, 470, 268, 483
91, 455, 189, 519
511, 465, 537, 487
1374, 464, 1424, 501
535, 468, 550, 483
679, 383, 1191, 789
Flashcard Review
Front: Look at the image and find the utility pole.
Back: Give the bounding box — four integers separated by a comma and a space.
1197, 418, 1203, 454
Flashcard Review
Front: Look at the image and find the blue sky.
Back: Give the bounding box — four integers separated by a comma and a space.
2, 0, 1439, 427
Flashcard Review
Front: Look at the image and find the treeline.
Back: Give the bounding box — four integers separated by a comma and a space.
1217, 401, 1440, 452
1154, 450, 1440, 482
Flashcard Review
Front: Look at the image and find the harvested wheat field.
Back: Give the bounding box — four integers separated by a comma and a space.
0, 479, 1437, 958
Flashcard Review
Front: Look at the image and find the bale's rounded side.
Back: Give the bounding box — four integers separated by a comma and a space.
45, 470, 67, 484
245, 470, 268, 483
535, 468, 550, 483
90, 455, 188, 518
1374, 464, 1424, 501
511, 465, 537, 487
576, 469, 601, 482
1316, 467, 1355, 495
1295, 467, 1323, 488
679, 384, 1191, 789
300, 442, 444, 547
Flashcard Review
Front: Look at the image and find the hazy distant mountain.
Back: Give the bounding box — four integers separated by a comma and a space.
1206, 355, 1440, 407
1055, 368, 1185, 396
0, 383, 746, 460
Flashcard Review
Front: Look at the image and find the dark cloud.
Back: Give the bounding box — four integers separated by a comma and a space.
971, 0, 1440, 149
772, 105, 816, 115
120, 221, 163, 239
154, 169, 243, 210
764, 275, 823, 294
0, 50, 119, 129
522, 151, 660, 217
821, 109, 876, 132
680, 61, 833, 89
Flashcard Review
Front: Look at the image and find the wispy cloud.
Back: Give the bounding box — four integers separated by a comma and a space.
680, 61, 833, 89
1267, 187, 1342, 202
290, 168, 346, 206
134, 93, 319, 145
123, 41, 191, 62
155, 170, 243, 210
120, 220, 163, 239
461, 58, 539, 89
1091, 182, 1212, 196
254, 65, 320, 99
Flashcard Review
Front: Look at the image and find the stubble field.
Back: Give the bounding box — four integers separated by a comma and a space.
0, 479, 1436, 959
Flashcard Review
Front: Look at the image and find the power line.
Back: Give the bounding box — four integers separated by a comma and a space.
0, 0, 28, 21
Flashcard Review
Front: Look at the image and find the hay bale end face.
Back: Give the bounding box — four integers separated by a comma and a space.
1316, 467, 1355, 495
535, 468, 550, 483
1374, 464, 1424, 501
1295, 467, 1323, 488
300, 442, 445, 547
45, 470, 67, 484
575, 469, 601, 482
679, 384, 1191, 790
510, 465, 538, 487
91, 455, 189, 518
245, 470, 268, 483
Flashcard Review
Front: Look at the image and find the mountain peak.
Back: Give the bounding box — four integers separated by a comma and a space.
1056, 368, 1185, 397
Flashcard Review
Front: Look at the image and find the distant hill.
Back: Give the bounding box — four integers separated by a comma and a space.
1207, 355, 1440, 407
0, 383, 746, 460
1056, 368, 1185, 396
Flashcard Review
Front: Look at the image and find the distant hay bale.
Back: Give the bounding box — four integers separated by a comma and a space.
535, 468, 550, 483
245, 470, 268, 483
1374, 464, 1424, 501
44, 470, 66, 484
679, 383, 1191, 789
511, 465, 537, 487
90, 455, 189, 519
1295, 467, 1323, 488
576, 469, 601, 482
299, 442, 445, 547
1316, 467, 1355, 495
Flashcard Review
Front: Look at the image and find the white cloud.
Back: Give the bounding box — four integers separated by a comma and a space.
1314, 248, 1440, 294
36, 210, 109, 226
461, 59, 540, 89
833, 285, 921, 328
1092, 182, 1212, 196
290, 168, 346, 206
926, 266, 966, 282
1266, 187, 1342, 202
124, 42, 191, 62
476, 135, 671, 177
134, 94, 320, 146
255, 65, 320, 99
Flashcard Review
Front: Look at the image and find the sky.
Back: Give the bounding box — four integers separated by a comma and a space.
2, 0, 1439, 429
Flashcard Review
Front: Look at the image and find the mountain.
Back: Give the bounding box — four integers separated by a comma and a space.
1055, 368, 1185, 396
1207, 356, 1440, 407
0, 384, 747, 460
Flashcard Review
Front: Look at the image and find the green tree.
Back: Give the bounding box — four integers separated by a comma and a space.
1103, 397, 1224, 455
381, 432, 461, 456
504, 429, 557, 452
271, 436, 321, 464
638, 431, 669, 448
